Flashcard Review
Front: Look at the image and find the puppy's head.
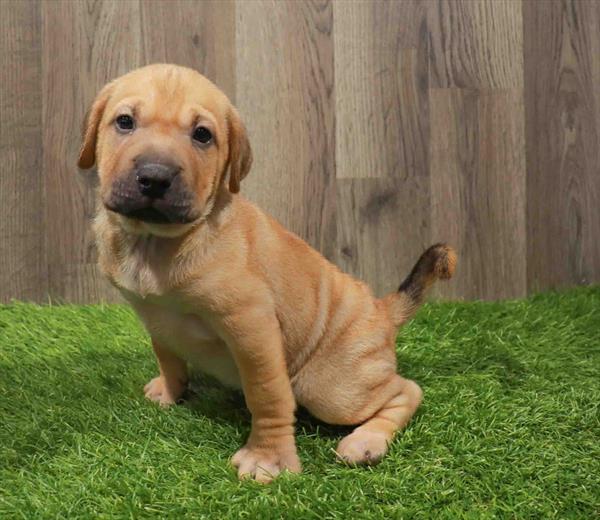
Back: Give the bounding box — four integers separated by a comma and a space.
78, 64, 252, 236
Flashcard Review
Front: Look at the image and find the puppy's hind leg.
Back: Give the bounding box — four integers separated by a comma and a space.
336, 375, 423, 465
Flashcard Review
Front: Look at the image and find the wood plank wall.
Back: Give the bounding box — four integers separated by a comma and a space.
1, 0, 599, 303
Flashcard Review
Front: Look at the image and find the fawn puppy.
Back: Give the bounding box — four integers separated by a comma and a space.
79, 64, 456, 482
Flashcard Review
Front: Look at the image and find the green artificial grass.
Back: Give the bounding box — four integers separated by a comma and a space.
1, 288, 599, 519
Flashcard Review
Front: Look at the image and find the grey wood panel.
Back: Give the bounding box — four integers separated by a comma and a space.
524, 0, 600, 292
430, 88, 526, 300
334, 1, 428, 179
236, 0, 337, 259
428, 0, 523, 89
41, 0, 144, 303
333, 0, 431, 297
336, 176, 430, 298
1, 0, 600, 303
140, 0, 236, 101
0, 0, 46, 302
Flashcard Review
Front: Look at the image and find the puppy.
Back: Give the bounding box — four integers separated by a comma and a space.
78, 64, 456, 483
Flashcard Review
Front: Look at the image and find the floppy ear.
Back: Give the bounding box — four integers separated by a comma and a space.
78, 83, 114, 169
226, 106, 253, 193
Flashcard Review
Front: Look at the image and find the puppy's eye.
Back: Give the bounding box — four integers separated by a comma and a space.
192, 126, 212, 145
115, 114, 135, 132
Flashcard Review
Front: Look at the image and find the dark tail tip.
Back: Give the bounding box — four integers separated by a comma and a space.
389, 244, 456, 327
431, 243, 457, 280
398, 243, 457, 296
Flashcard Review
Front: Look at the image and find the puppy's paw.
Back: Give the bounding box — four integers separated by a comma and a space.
336, 430, 389, 465
231, 442, 301, 483
143, 376, 184, 407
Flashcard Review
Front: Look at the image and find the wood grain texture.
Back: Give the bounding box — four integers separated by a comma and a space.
430, 88, 527, 300
140, 0, 235, 101
0, 1, 46, 302
2, 0, 600, 303
524, 0, 600, 292
333, 0, 431, 296
428, 0, 523, 88
236, 0, 336, 259
42, 0, 143, 303
334, 1, 428, 179
336, 177, 430, 297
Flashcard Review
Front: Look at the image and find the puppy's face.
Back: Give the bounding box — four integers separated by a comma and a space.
78, 65, 252, 236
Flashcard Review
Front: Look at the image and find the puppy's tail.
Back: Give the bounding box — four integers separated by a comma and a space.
386, 243, 457, 327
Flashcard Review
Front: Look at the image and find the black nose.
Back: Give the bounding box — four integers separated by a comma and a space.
135, 162, 180, 198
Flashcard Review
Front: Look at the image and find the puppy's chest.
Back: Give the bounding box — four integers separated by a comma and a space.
106, 237, 241, 387
110, 236, 169, 297
133, 301, 241, 388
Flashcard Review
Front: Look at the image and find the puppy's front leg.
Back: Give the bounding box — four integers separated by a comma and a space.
221, 311, 300, 483
144, 339, 188, 407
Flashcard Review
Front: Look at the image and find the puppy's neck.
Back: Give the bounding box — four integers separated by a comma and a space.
95, 189, 236, 297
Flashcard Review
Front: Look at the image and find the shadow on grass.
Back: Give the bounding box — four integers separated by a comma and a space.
4, 329, 528, 470
5, 340, 528, 455
186, 373, 354, 439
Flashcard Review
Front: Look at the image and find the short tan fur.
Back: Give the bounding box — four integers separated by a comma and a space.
79, 64, 456, 483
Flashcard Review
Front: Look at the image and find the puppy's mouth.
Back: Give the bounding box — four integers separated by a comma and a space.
105, 198, 198, 224
123, 206, 173, 224
104, 181, 198, 224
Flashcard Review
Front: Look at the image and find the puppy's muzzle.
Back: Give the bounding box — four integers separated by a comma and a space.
105, 156, 196, 224
136, 161, 179, 199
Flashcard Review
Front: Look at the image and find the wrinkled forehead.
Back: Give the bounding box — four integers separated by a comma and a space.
106, 69, 228, 129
